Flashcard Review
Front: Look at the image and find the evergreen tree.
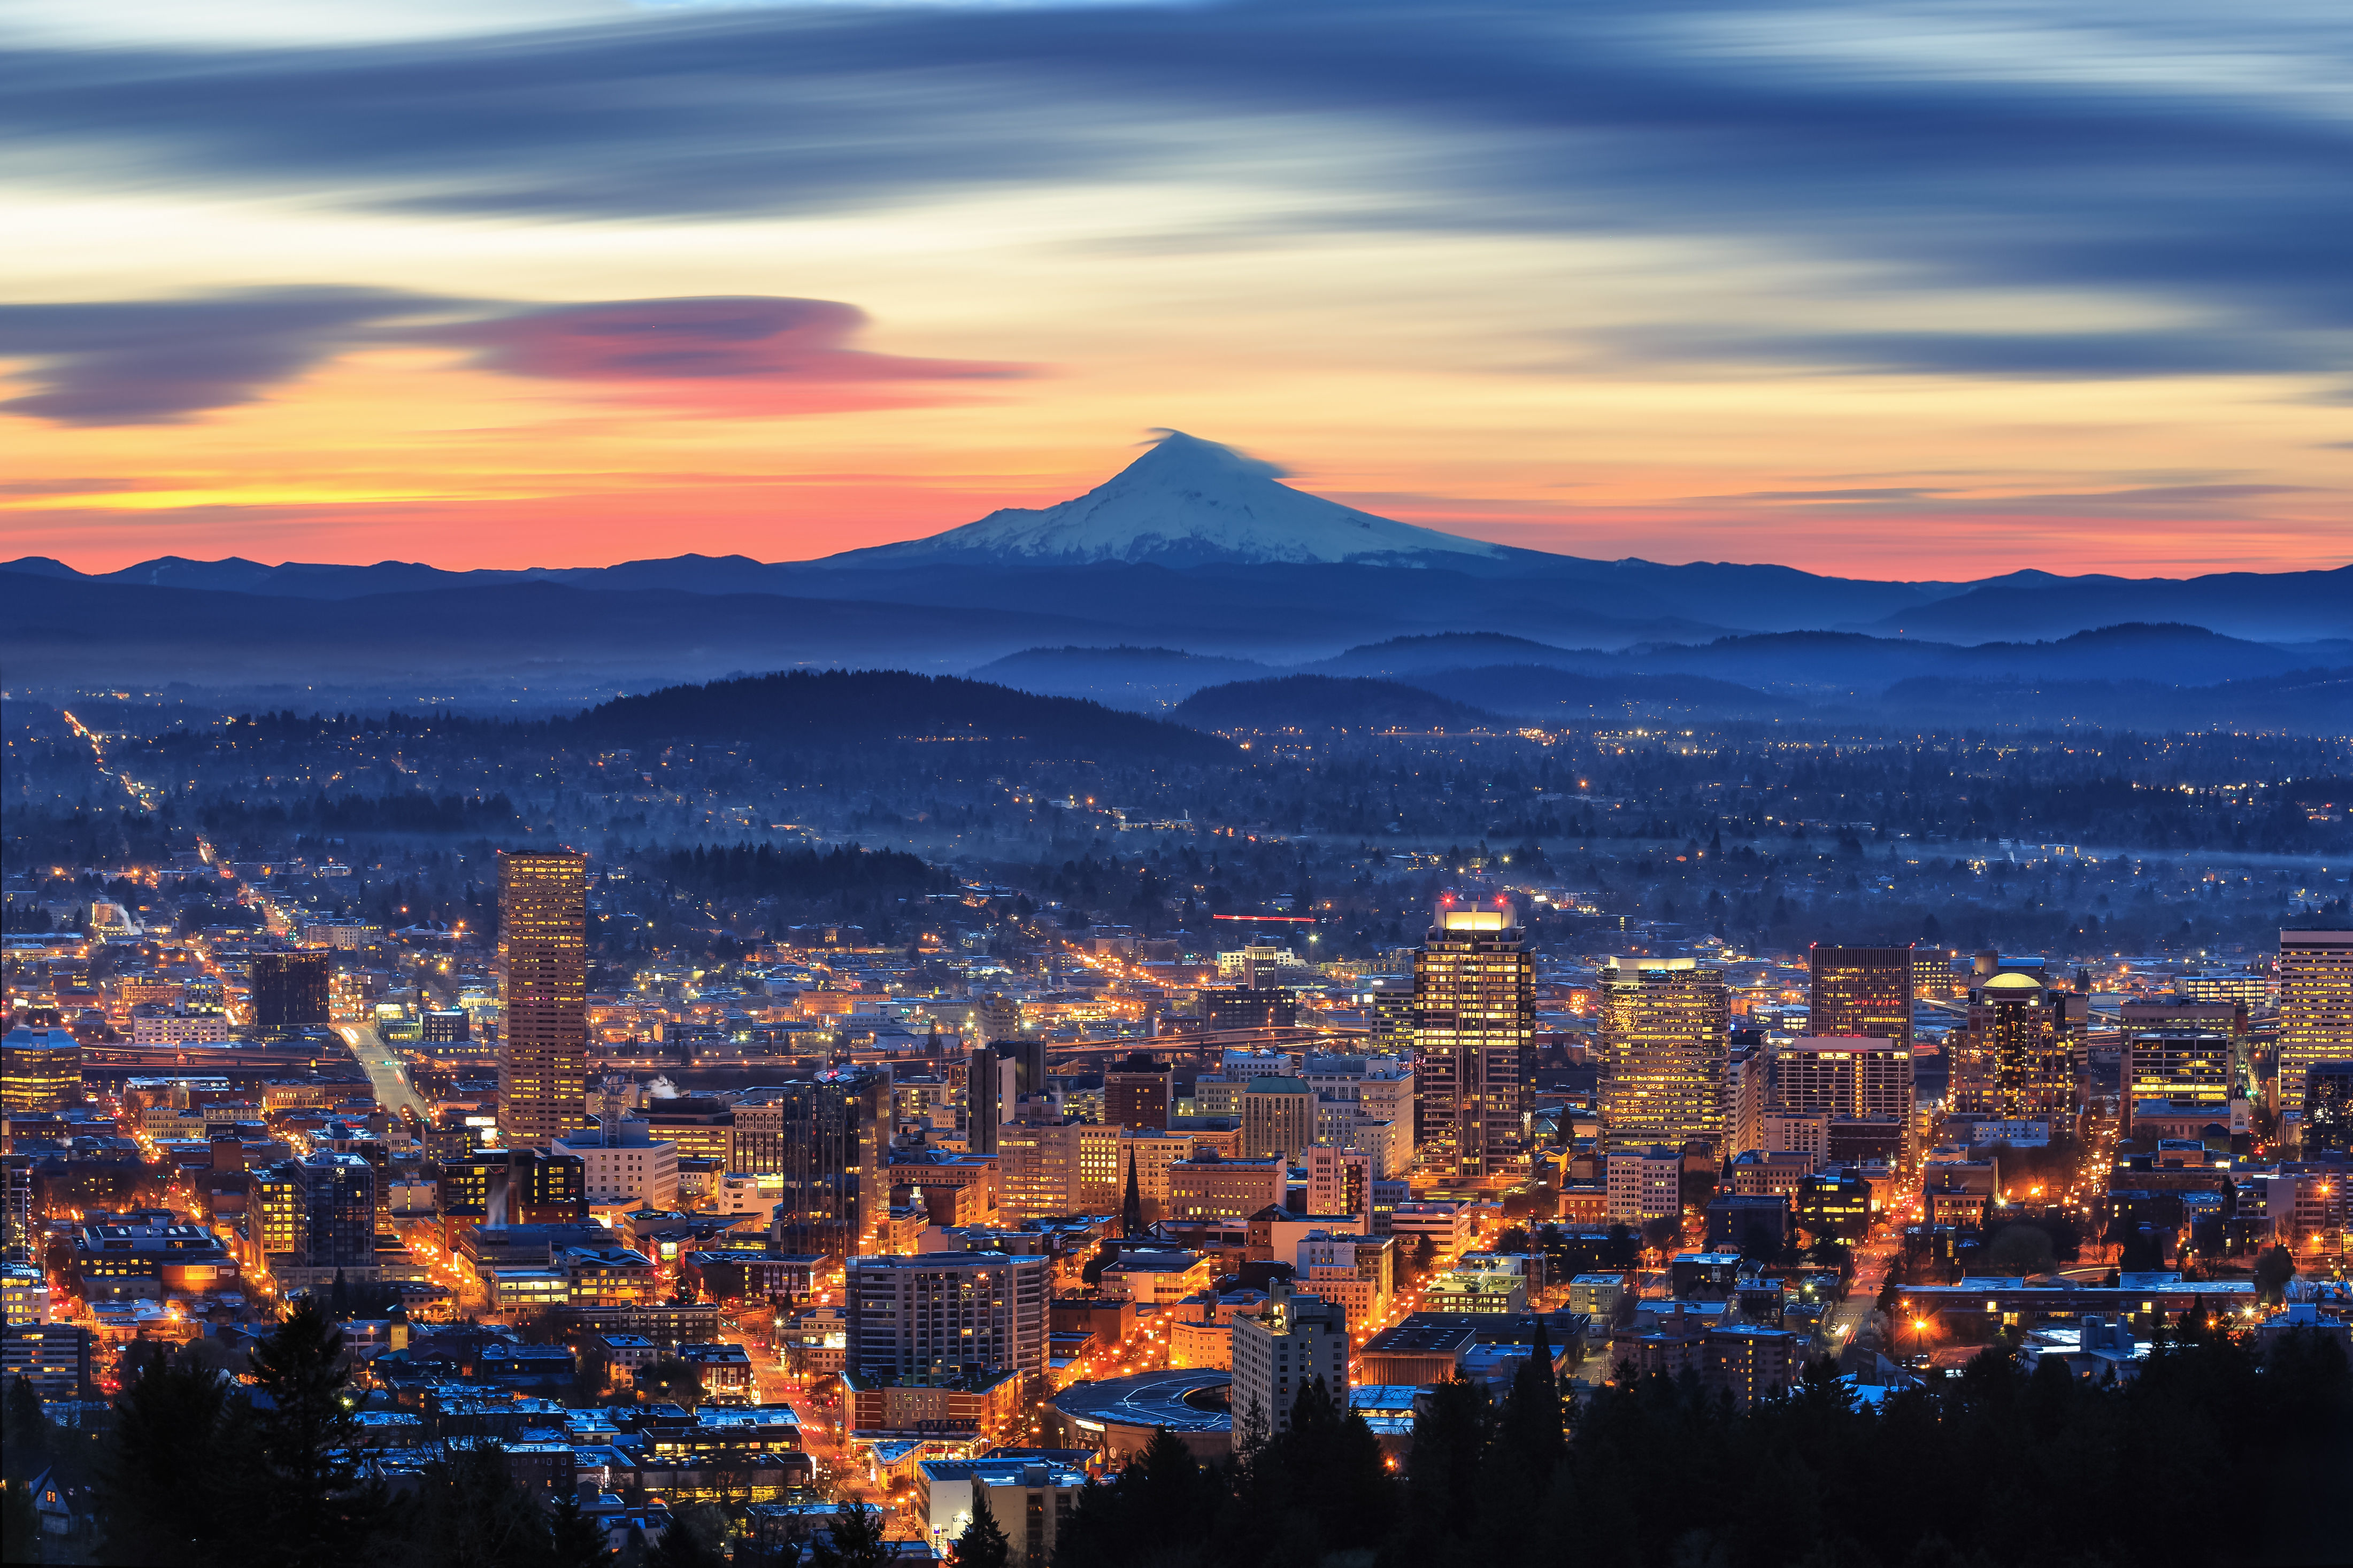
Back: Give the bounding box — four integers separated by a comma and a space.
97, 1357, 243, 1567
948, 1491, 1011, 1568
648, 1516, 709, 1568
1, 1375, 49, 1482
1394, 1376, 1491, 1560
404, 1440, 553, 1568
246, 1296, 383, 1567
1495, 1318, 1563, 1476
0, 1470, 36, 1566
1121, 1153, 1144, 1239
806, 1501, 893, 1567
549, 1492, 612, 1568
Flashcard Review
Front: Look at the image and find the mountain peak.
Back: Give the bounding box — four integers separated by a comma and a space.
816, 431, 1508, 568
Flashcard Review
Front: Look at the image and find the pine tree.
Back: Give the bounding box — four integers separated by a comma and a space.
948, 1491, 1011, 1568
1, 1375, 48, 1481
1496, 1317, 1563, 1473
246, 1296, 383, 1567
806, 1501, 893, 1567
549, 1492, 612, 1568
98, 1357, 243, 1567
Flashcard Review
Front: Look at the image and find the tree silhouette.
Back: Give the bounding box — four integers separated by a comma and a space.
948, 1490, 1011, 1568
247, 1296, 384, 1566
97, 1356, 243, 1567
807, 1501, 893, 1567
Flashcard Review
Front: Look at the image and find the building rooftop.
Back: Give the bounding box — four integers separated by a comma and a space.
1051, 1368, 1233, 1435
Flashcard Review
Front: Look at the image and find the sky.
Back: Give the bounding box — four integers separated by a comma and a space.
3, 0, 2348, 580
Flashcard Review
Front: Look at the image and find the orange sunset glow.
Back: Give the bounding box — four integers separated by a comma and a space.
4, 1, 2347, 578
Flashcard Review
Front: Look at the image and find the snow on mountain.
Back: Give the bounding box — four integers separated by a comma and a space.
819, 431, 1507, 567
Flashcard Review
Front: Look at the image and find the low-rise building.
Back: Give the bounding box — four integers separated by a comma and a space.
918, 1455, 1089, 1563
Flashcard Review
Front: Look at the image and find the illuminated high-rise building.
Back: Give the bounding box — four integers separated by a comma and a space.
1977, 972, 2072, 1123
2, 1029, 81, 1115
2305, 1063, 2353, 1156
2278, 930, 2353, 1119
1808, 946, 1914, 1047
1772, 1036, 1914, 1123
966, 1038, 1047, 1157
767, 1069, 888, 1257
1413, 902, 1534, 1181
497, 849, 589, 1149
1600, 959, 1728, 1154
1241, 1077, 1315, 1161
1912, 947, 1962, 1002
2121, 998, 2242, 1116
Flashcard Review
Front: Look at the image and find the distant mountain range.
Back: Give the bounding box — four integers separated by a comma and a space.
4, 434, 2346, 712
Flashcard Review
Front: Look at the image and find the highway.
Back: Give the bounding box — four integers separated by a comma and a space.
339, 1023, 432, 1125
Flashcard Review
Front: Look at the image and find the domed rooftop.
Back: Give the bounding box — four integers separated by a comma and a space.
1982, 971, 2044, 990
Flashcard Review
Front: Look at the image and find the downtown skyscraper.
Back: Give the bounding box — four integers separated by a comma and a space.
1413, 902, 1534, 1183
1808, 945, 1914, 1048
497, 849, 589, 1148
2278, 929, 2353, 1121
1600, 957, 1729, 1155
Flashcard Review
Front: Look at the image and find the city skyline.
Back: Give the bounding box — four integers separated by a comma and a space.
4, 5, 2348, 1564
5, 1, 2350, 578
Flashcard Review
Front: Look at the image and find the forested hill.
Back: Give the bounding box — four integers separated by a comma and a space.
565, 668, 1230, 761
1175, 675, 1503, 732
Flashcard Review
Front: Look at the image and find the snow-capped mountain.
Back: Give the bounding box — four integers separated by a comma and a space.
817, 430, 1509, 568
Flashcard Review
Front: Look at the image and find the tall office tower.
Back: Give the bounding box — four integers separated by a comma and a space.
1103, 1054, 1174, 1131
1360, 975, 1416, 1054
996, 1121, 1083, 1221
2278, 930, 2353, 1119
1809, 946, 1914, 1047
2304, 1063, 2353, 1155
966, 1038, 1048, 1157
295, 1152, 377, 1270
847, 1250, 1050, 1389
1232, 1280, 1350, 1438
1977, 972, 2073, 1123
250, 952, 331, 1037
2, 1154, 34, 1265
1241, 1077, 1315, 1160
1599, 958, 1729, 1155
2121, 1000, 2239, 1117
1305, 1146, 1375, 1231
1911, 948, 1962, 1002
1724, 1044, 1768, 1157
732, 1086, 790, 1174
1414, 903, 1535, 1182
1772, 1037, 1916, 1122
2, 1029, 81, 1115
761, 1069, 887, 1257
497, 849, 589, 1149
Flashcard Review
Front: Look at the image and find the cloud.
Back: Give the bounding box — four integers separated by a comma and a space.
0, 289, 1025, 425
0, 288, 452, 424
1603, 327, 2343, 380
410, 297, 1025, 413
3, 1, 2348, 392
